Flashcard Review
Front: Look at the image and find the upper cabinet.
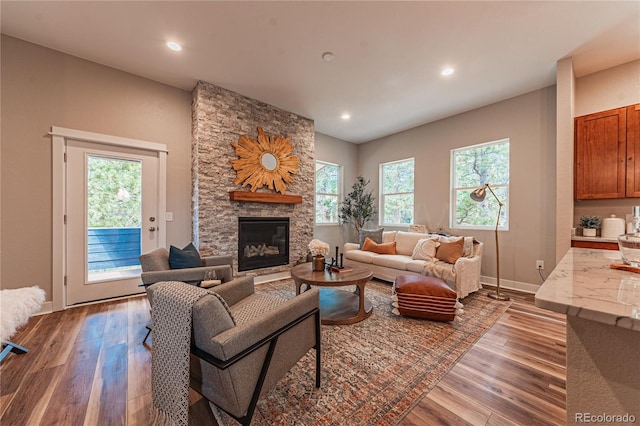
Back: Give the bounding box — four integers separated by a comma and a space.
574, 104, 640, 200
625, 105, 640, 197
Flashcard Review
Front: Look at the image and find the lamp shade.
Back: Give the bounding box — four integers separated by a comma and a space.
470, 184, 488, 202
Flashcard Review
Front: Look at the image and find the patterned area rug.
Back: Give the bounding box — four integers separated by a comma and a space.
215, 278, 510, 426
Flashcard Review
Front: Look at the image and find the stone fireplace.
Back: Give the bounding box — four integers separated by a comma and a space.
191, 81, 315, 275
237, 217, 289, 272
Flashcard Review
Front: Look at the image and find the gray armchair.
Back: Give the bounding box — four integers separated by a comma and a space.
139, 247, 243, 287
147, 279, 321, 426
139, 248, 253, 343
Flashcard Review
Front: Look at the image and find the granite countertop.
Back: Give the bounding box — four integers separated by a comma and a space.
535, 248, 640, 331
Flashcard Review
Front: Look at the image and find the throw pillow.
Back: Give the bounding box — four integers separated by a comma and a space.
359, 228, 384, 247
361, 237, 397, 255
440, 235, 474, 257
435, 237, 464, 263
412, 238, 440, 260
169, 243, 202, 269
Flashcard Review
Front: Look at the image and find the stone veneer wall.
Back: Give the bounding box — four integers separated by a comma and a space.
191, 81, 315, 275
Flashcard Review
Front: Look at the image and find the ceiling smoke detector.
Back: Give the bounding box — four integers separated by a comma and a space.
322, 52, 335, 62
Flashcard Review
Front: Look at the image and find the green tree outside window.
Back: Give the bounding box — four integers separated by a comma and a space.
452, 140, 509, 229
87, 156, 142, 228
315, 161, 341, 224
380, 158, 414, 225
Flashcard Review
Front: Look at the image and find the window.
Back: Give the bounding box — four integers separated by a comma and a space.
315, 161, 341, 224
451, 139, 510, 230
380, 158, 414, 226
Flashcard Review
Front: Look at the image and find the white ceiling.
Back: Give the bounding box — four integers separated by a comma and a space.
2, 1, 639, 143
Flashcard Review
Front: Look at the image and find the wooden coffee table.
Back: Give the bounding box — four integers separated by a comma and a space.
291, 263, 373, 325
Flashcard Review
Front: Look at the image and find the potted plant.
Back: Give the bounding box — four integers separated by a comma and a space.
339, 176, 377, 238
579, 215, 601, 237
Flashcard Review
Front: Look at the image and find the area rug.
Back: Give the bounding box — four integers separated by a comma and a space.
214, 279, 510, 426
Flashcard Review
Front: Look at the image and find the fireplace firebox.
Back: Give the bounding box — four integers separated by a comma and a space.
238, 217, 289, 272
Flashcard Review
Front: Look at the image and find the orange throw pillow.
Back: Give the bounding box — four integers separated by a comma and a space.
435, 237, 464, 263
361, 237, 397, 255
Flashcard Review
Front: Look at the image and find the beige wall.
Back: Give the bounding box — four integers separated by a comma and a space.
556, 57, 575, 263
358, 88, 557, 289
0, 35, 193, 299
575, 59, 640, 117
313, 132, 359, 249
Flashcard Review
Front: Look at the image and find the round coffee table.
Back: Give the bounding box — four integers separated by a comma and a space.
291, 263, 373, 325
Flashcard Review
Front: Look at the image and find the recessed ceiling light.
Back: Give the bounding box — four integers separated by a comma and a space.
441, 67, 455, 76
322, 52, 335, 62
341, 113, 351, 120
167, 41, 182, 51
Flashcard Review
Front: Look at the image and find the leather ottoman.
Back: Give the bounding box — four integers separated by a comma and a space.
391, 275, 462, 321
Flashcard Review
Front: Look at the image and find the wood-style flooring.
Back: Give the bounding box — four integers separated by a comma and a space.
0, 288, 566, 425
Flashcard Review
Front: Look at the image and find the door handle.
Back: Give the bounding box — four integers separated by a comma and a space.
149, 226, 156, 232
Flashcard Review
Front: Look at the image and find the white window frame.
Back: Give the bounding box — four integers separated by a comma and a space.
450, 139, 510, 231
379, 158, 415, 227
314, 160, 342, 226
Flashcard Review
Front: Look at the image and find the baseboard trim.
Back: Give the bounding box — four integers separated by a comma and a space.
480, 275, 541, 294
35, 301, 53, 316
253, 271, 292, 284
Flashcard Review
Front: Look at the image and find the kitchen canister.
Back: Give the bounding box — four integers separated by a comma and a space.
601, 214, 626, 238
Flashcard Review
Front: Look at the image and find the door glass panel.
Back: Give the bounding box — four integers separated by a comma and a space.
87, 155, 142, 282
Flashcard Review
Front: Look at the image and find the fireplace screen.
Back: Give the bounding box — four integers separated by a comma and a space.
238, 217, 289, 271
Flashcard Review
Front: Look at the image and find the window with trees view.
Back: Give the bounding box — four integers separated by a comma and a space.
380, 158, 414, 226
451, 139, 509, 230
315, 161, 341, 224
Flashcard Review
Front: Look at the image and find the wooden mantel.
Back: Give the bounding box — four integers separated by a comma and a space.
229, 191, 303, 204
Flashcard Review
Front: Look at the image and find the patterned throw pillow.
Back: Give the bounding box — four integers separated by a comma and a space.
358, 228, 384, 247
435, 237, 464, 263
361, 237, 397, 254
412, 238, 440, 260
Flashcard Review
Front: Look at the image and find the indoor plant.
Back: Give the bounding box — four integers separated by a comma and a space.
579, 215, 601, 237
339, 176, 377, 237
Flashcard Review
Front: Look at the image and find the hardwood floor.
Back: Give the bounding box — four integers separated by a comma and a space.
1, 289, 565, 425
400, 291, 567, 426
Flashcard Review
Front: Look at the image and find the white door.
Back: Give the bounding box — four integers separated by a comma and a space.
65, 140, 161, 305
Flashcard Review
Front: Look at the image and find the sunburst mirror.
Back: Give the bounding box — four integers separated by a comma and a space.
230, 127, 300, 194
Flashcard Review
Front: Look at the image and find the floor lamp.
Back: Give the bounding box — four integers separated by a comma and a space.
470, 184, 510, 301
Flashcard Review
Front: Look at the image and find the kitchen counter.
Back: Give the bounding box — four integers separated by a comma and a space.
535, 248, 639, 425
535, 248, 639, 330
570, 235, 618, 243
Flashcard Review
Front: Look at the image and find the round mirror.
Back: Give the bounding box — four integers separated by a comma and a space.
261, 153, 278, 171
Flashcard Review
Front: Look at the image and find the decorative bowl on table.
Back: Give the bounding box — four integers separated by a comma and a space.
618, 233, 640, 266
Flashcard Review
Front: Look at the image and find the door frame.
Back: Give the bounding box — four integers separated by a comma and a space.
51, 126, 167, 311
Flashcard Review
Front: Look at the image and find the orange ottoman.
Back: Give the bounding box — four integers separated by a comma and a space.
391, 275, 463, 321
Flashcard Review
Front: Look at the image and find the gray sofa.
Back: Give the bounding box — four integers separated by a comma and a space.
344, 231, 483, 299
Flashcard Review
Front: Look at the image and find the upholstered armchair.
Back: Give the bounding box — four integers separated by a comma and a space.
139, 247, 245, 287
139, 247, 253, 343
147, 279, 321, 426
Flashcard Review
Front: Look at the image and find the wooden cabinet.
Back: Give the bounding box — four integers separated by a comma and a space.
574, 104, 640, 200
625, 104, 640, 197
570, 239, 618, 251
